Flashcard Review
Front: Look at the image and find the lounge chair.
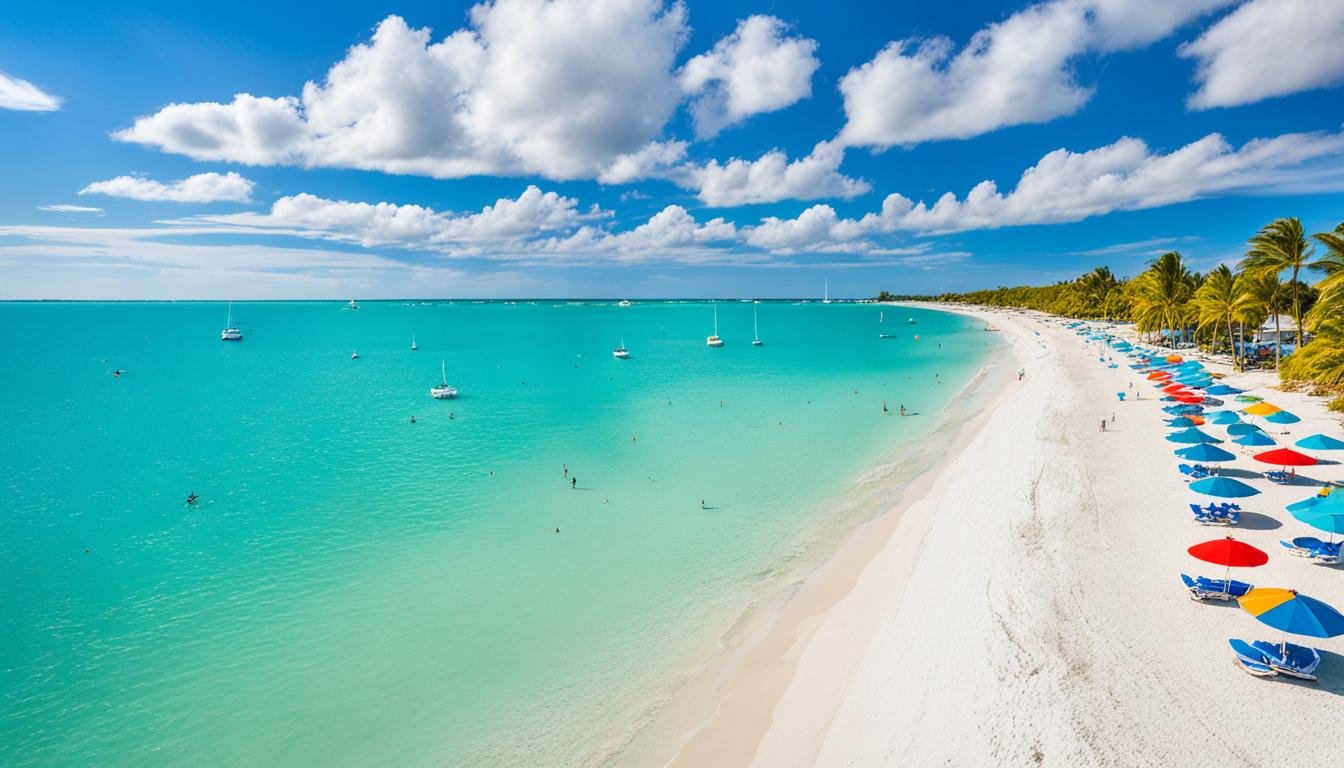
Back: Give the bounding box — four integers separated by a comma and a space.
1180, 573, 1253, 601
1193, 508, 1240, 526
1229, 639, 1322, 681
1229, 639, 1278, 677
1280, 537, 1344, 565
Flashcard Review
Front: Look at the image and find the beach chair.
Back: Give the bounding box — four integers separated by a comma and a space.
1280, 538, 1344, 565
1229, 639, 1322, 681
1116, 391, 1126, 401
1180, 574, 1254, 601
1196, 509, 1239, 526
1228, 639, 1278, 677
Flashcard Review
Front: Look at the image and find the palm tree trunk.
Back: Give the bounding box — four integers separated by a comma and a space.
1228, 316, 1237, 371
1292, 265, 1303, 348
1274, 313, 1281, 369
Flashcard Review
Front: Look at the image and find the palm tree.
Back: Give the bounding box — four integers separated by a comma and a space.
1312, 221, 1344, 297
1130, 252, 1195, 348
1241, 218, 1317, 348
1191, 264, 1242, 367
1236, 272, 1289, 368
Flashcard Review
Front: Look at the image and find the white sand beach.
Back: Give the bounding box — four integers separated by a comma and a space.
640, 304, 1344, 767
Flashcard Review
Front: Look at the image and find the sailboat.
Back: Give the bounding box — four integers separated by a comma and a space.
879, 311, 895, 339
822, 278, 832, 304
347, 297, 359, 310
220, 301, 243, 341
706, 303, 724, 347
613, 338, 630, 359
411, 335, 418, 351
752, 304, 763, 346
430, 360, 457, 399
350, 350, 360, 359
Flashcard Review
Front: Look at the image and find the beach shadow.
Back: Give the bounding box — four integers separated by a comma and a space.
1234, 512, 1282, 531
1318, 652, 1344, 695
1214, 468, 1262, 479
701, 505, 722, 511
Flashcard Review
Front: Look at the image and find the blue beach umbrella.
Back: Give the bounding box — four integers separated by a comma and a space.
1240, 589, 1344, 639
1291, 506, 1344, 537
1265, 410, 1301, 425
1206, 384, 1245, 396
1287, 491, 1344, 513
1227, 423, 1263, 436
1234, 431, 1277, 447
1207, 411, 1242, 425
1297, 434, 1344, 451
1175, 443, 1238, 463
1167, 417, 1195, 428
1167, 427, 1223, 444
1190, 476, 1261, 498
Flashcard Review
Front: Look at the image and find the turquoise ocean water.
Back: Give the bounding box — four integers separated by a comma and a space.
1, 301, 995, 767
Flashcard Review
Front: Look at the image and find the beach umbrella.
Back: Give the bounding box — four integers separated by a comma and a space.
1188, 536, 1268, 596
1162, 384, 1190, 394
1296, 434, 1344, 451
1206, 384, 1245, 396
1227, 423, 1264, 436
1175, 443, 1238, 463
1243, 402, 1282, 416
1239, 588, 1344, 641
1167, 417, 1195, 428
1253, 448, 1317, 467
1264, 410, 1301, 425
1188, 415, 1207, 426
1207, 410, 1242, 425
1189, 476, 1260, 498
1290, 506, 1344, 541
1175, 395, 1205, 405
1148, 371, 1172, 381
1286, 489, 1340, 513
1167, 427, 1223, 444
1166, 355, 1183, 363
1234, 431, 1276, 447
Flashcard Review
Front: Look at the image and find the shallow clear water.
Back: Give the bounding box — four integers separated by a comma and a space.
0, 301, 994, 767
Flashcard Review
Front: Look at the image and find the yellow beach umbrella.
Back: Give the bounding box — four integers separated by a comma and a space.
1243, 402, 1282, 416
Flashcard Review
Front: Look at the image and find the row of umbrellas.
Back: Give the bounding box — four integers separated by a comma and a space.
1098, 334, 1344, 668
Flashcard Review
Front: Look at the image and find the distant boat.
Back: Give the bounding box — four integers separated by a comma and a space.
907, 317, 917, 324
351, 350, 360, 359
613, 339, 631, 359
411, 335, 418, 351
706, 303, 724, 347
822, 278, 832, 304
347, 298, 359, 310
879, 311, 895, 339
220, 301, 243, 341
430, 360, 457, 399
617, 299, 633, 308
752, 304, 763, 346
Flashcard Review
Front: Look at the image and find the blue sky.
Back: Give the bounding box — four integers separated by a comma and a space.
2, 0, 1344, 299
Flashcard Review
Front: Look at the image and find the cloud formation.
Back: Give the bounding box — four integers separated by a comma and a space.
837, 0, 1234, 148
1181, 0, 1344, 109
114, 4, 689, 181
80, 172, 255, 203
679, 15, 819, 138
38, 204, 104, 214
0, 72, 61, 111
675, 141, 870, 207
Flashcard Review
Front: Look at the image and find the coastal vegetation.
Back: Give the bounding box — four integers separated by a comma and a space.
905, 217, 1344, 410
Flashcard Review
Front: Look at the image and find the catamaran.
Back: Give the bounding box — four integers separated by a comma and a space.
430, 360, 457, 399
706, 303, 724, 347
752, 303, 763, 346
220, 302, 243, 341
347, 297, 359, 310
613, 339, 630, 359
411, 335, 418, 351
822, 278, 832, 304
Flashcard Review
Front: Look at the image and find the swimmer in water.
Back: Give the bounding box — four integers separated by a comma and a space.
186, 492, 199, 506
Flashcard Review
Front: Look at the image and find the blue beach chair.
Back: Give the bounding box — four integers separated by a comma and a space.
1280, 537, 1344, 565
1180, 574, 1253, 601
1229, 639, 1322, 681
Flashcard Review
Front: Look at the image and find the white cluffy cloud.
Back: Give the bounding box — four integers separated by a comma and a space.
1181, 0, 1344, 109
679, 15, 819, 138
675, 141, 870, 207
38, 204, 104, 214
114, 3, 689, 181
837, 0, 1234, 148
748, 128, 1344, 250
80, 172, 255, 203
202, 185, 598, 251
0, 72, 61, 111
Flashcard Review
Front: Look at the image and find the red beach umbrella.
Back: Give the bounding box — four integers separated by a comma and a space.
1176, 395, 1204, 404
1188, 537, 1269, 568
1162, 384, 1189, 394
1253, 448, 1317, 467
1148, 371, 1171, 381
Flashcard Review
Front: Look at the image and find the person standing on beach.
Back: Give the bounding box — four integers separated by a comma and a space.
1100, 419, 1106, 432
571, 477, 577, 489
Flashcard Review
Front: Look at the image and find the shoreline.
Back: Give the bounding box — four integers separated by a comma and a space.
617, 303, 1344, 767
593, 305, 1021, 767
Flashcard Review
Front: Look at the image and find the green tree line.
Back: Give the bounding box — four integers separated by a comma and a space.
892, 217, 1344, 410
